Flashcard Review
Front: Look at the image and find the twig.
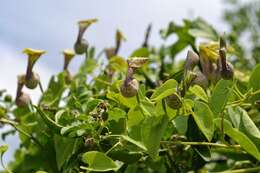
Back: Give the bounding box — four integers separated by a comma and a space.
216, 166, 260, 173
161, 141, 241, 149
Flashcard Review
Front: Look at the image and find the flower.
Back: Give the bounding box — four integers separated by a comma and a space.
116, 29, 127, 42
78, 18, 98, 28
62, 49, 76, 70
23, 48, 46, 66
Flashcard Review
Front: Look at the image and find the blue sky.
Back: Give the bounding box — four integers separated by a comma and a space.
0, 0, 227, 170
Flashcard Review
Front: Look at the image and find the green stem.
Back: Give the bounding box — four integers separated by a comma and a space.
0, 118, 43, 149
217, 166, 260, 173
39, 81, 44, 94
0, 155, 12, 173
105, 142, 121, 155
161, 141, 241, 149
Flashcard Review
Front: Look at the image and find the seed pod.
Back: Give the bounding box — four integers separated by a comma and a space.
25, 72, 40, 89
191, 71, 209, 89
220, 62, 234, 80
185, 50, 200, 71
74, 39, 88, 55
120, 78, 139, 97
15, 92, 31, 107
166, 93, 182, 109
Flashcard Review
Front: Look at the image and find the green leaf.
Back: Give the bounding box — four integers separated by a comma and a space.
227, 106, 260, 150
130, 47, 149, 57
0, 144, 8, 155
189, 85, 208, 102
109, 56, 127, 73
39, 72, 66, 106
54, 135, 81, 170
121, 135, 147, 151
249, 63, 260, 102
141, 114, 169, 159
172, 115, 188, 135
193, 101, 214, 141
210, 79, 233, 116
214, 118, 260, 161
127, 106, 145, 128
188, 18, 218, 41
108, 108, 126, 122
107, 90, 137, 108
81, 151, 123, 172
35, 107, 63, 134
151, 79, 178, 101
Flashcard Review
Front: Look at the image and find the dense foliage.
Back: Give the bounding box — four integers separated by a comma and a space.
1, 12, 260, 173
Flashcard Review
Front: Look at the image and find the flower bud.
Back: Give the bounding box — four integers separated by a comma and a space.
4, 94, 12, 102
25, 71, 40, 89
185, 50, 200, 71
220, 62, 234, 80
166, 93, 182, 109
74, 38, 88, 55
255, 100, 260, 109
191, 71, 209, 89
15, 92, 31, 107
120, 78, 139, 97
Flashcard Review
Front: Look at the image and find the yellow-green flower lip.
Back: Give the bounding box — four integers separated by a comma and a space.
62, 49, 75, 58
22, 48, 46, 57
116, 29, 127, 42
78, 18, 98, 28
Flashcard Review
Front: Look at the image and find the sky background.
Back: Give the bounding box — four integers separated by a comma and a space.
0, 0, 230, 170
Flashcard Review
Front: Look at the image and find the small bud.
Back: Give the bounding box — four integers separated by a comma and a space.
25, 72, 40, 89
255, 100, 260, 109
62, 49, 75, 70
74, 39, 88, 55
4, 94, 12, 102
120, 78, 139, 97
166, 93, 182, 109
185, 50, 200, 71
15, 92, 31, 107
191, 71, 209, 89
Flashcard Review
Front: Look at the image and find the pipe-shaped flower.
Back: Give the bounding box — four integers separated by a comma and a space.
23, 48, 45, 89
120, 57, 148, 97
23, 48, 46, 68
115, 29, 126, 54
62, 49, 75, 70
74, 19, 98, 55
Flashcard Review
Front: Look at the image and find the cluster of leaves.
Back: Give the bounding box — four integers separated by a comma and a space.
223, 0, 260, 69
0, 16, 260, 173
